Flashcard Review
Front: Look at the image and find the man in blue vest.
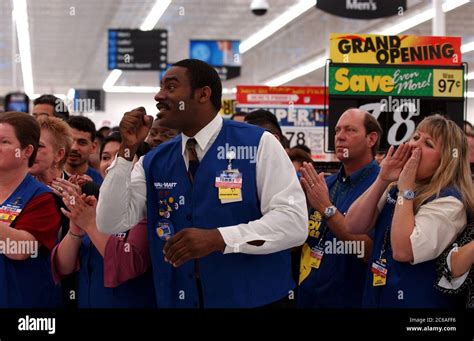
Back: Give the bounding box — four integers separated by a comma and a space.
298, 108, 382, 308
97, 59, 308, 308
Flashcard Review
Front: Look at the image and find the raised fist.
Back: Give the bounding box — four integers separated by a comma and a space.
119, 107, 153, 149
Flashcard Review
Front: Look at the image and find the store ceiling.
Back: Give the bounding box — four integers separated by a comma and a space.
0, 0, 473, 96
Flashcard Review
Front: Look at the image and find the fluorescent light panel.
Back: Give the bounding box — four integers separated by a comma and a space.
13, 0, 33, 96
140, 0, 171, 31
105, 86, 160, 93
265, 57, 326, 86
461, 41, 474, 53
240, 0, 315, 54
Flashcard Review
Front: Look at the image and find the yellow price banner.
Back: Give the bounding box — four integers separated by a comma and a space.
433, 69, 463, 98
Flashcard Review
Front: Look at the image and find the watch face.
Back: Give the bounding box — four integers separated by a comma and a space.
325, 206, 336, 217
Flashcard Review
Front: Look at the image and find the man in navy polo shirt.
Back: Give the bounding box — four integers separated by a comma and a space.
298, 108, 382, 308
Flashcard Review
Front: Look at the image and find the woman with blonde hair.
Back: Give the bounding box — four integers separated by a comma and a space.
30, 116, 72, 185
346, 114, 473, 308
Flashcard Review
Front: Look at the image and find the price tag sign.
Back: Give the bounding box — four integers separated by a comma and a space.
433, 69, 463, 98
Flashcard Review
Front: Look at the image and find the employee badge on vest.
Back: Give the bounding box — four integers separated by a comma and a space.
309, 245, 324, 269
0, 197, 22, 224
371, 258, 388, 286
215, 151, 243, 204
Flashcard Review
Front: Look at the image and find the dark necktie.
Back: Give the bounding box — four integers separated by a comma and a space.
186, 138, 199, 183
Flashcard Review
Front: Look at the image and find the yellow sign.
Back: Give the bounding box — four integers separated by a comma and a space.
433, 69, 463, 97
219, 99, 235, 117
329, 33, 462, 66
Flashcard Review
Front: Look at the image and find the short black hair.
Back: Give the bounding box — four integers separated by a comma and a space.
172, 59, 222, 112
292, 144, 311, 154
98, 126, 111, 138
100, 132, 121, 158
67, 115, 96, 142
33, 94, 70, 120
245, 109, 283, 138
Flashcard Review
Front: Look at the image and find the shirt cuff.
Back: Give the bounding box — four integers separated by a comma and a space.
437, 248, 470, 290
217, 226, 272, 254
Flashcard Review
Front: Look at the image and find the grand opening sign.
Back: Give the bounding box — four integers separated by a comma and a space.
329, 33, 462, 66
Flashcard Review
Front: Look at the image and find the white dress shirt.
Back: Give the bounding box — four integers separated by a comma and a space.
377, 191, 467, 264
96, 114, 308, 254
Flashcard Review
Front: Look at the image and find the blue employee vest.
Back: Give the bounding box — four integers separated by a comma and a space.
298, 161, 379, 308
363, 186, 464, 308
143, 120, 295, 308
77, 233, 156, 308
0, 174, 61, 308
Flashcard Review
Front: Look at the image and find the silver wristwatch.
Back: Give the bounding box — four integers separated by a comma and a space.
323, 205, 337, 219
400, 189, 415, 200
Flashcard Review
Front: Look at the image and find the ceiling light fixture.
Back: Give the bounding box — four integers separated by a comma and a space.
140, 0, 172, 31
12, 0, 33, 96
240, 0, 315, 54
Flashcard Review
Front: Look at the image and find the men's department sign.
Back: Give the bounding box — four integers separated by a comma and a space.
329, 65, 464, 97
316, 0, 406, 19
330, 34, 462, 66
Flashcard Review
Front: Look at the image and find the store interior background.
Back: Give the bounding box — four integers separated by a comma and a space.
0, 0, 473, 126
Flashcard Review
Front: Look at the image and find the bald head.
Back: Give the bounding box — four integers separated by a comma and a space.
335, 108, 382, 164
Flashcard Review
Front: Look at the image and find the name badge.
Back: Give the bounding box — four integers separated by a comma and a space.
215, 169, 242, 189
371, 258, 388, 286
216, 169, 243, 204
0, 203, 22, 224
156, 219, 174, 241
310, 246, 324, 269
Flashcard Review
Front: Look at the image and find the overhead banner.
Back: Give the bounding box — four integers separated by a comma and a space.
329, 33, 462, 66
316, 0, 406, 19
329, 65, 464, 97
190, 40, 241, 80
236, 86, 332, 160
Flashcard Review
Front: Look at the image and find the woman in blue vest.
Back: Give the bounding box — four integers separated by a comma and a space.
51, 133, 155, 308
346, 115, 474, 308
0, 112, 62, 307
